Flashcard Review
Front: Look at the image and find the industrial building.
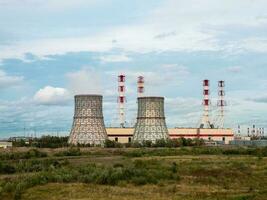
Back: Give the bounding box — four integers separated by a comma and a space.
68, 95, 107, 145
133, 97, 169, 142
68, 74, 235, 145
0, 141, 12, 149
107, 128, 234, 144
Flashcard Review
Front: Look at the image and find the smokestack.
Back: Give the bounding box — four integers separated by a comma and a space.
252, 124, 256, 136
118, 74, 126, 128
217, 81, 226, 128
200, 80, 213, 128
68, 95, 107, 145
137, 76, 144, 97
133, 97, 169, 142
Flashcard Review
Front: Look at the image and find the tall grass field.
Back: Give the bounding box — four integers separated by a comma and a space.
0, 147, 266, 200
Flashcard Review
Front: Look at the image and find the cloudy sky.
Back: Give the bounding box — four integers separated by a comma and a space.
0, 0, 267, 138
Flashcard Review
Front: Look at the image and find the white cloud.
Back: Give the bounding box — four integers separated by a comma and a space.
247, 95, 267, 103
66, 68, 103, 95
1, 0, 267, 60
165, 96, 202, 127
0, 0, 101, 10
33, 86, 70, 105
0, 36, 114, 61
100, 54, 132, 63
0, 70, 24, 89
154, 31, 177, 39
161, 64, 190, 76
108, 65, 190, 86
240, 37, 267, 53
0, 25, 216, 61
104, 65, 191, 97
0, 97, 73, 138
227, 66, 242, 73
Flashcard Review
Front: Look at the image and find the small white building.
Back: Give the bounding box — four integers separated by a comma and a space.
0, 142, 13, 149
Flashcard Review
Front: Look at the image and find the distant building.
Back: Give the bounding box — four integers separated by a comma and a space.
107, 127, 234, 144
234, 135, 251, 141
8, 136, 32, 144
0, 141, 12, 149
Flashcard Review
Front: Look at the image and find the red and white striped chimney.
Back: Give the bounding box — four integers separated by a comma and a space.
217, 80, 226, 128
118, 74, 126, 128
137, 76, 144, 97
200, 79, 212, 128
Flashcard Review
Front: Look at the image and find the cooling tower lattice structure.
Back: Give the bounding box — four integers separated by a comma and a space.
68, 95, 107, 145
133, 97, 169, 142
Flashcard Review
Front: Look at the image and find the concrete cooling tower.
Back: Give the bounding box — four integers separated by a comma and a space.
133, 97, 169, 142
68, 95, 107, 145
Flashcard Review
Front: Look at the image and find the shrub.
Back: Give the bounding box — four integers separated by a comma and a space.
132, 176, 148, 185
153, 139, 167, 147
131, 141, 142, 148
77, 143, 91, 147
0, 162, 16, 174
25, 149, 47, 159
104, 139, 123, 148
142, 140, 152, 147
54, 147, 81, 157
3, 182, 15, 193
165, 139, 178, 148
0, 149, 47, 161
32, 136, 69, 148
171, 162, 178, 173
12, 136, 69, 148
113, 163, 124, 168
124, 142, 132, 148
192, 138, 205, 146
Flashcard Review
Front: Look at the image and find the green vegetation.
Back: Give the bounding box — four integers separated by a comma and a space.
12, 137, 205, 149
0, 147, 266, 200
53, 147, 82, 157
123, 146, 267, 157
12, 136, 69, 148
0, 149, 47, 160
104, 138, 205, 148
10, 137, 204, 149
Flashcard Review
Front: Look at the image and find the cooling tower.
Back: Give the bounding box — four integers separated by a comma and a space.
68, 95, 107, 145
133, 97, 169, 142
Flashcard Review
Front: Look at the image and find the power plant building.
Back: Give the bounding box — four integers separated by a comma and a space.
68, 95, 107, 145
133, 97, 169, 142
68, 77, 235, 145
107, 128, 234, 144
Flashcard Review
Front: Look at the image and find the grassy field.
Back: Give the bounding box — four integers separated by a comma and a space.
0, 147, 267, 200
